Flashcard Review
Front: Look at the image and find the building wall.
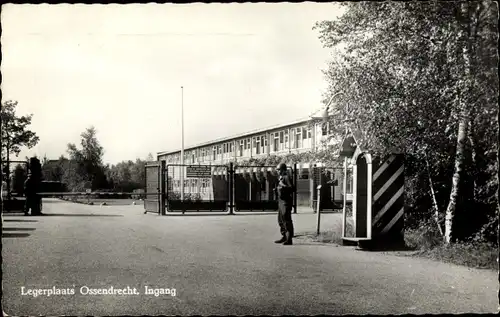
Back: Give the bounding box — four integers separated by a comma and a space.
157, 120, 337, 165
158, 120, 350, 208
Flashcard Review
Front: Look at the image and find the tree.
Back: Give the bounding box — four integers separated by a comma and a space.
107, 158, 147, 192
11, 164, 27, 196
41, 155, 66, 182
1, 100, 40, 161
314, 1, 498, 244
66, 126, 108, 191
131, 158, 146, 187
1, 100, 40, 199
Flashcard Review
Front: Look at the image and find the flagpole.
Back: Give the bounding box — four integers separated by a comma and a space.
180, 86, 185, 201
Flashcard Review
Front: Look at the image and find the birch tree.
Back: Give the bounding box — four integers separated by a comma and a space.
314, 1, 498, 244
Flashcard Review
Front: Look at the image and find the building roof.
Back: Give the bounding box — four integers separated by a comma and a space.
157, 116, 312, 157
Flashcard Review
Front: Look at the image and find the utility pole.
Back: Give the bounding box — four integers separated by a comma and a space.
180, 86, 185, 201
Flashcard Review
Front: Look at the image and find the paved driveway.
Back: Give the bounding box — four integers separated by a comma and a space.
2, 199, 497, 315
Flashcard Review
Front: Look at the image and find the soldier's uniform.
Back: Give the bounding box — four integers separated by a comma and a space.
24, 157, 43, 216
24, 176, 37, 215
274, 163, 295, 245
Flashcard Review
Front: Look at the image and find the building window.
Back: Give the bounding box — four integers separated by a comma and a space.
295, 128, 302, 148
217, 145, 222, 155
239, 140, 244, 156
213, 146, 216, 160
245, 138, 250, 150
302, 127, 307, 140
255, 137, 261, 154
273, 132, 279, 152
230, 142, 233, 153
307, 127, 312, 139
284, 130, 289, 148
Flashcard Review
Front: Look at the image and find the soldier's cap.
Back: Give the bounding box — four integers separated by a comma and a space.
276, 163, 287, 171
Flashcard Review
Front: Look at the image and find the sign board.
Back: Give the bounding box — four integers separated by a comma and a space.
186, 165, 212, 178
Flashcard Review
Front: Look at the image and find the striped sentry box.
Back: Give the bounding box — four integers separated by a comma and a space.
371, 154, 405, 239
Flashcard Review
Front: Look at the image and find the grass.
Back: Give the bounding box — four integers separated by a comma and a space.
295, 220, 354, 245
404, 227, 498, 270
297, 230, 344, 245
297, 219, 497, 271
407, 242, 498, 270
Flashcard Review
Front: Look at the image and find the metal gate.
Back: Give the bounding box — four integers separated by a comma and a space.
144, 162, 297, 215
311, 166, 345, 211
233, 165, 296, 212
166, 164, 229, 212
144, 161, 164, 214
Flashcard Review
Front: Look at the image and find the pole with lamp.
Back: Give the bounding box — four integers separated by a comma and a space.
327, 92, 354, 240
315, 91, 352, 238
309, 92, 344, 233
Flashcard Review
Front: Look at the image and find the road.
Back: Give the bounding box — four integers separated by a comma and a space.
2, 199, 498, 315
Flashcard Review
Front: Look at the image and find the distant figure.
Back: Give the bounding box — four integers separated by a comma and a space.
24, 175, 40, 215
274, 163, 295, 245
24, 157, 43, 216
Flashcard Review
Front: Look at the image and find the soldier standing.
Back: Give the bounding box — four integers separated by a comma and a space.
24, 157, 42, 216
274, 163, 295, 245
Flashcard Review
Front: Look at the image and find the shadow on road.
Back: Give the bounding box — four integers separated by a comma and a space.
160, 213, 232, 217
2, 211, 28, 217
2, 227, 36, 231
3, 219, 38, 223
2, 232, 31, 238
158, 212, 278, 217
40, 213, 123, 217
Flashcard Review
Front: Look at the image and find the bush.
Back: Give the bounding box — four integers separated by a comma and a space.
167, 192, 202, 202
403, 217, 497, 270
405, 222, 443, 250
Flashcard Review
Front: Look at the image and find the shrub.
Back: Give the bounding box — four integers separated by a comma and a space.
404, 218, 443, 250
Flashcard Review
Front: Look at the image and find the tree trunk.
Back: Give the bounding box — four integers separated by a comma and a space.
425, 153, 444, 237
467, 118, 477, 201
444, 105, 469, 244
444, 3, 472, 244
497, 50, 500, 310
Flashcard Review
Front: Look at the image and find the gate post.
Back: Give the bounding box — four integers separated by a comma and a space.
160, 161, 166, 215
228, 162, 234, 215
293, 163, 297, 214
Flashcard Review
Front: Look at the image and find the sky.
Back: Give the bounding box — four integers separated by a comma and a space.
2, 3, 344, 165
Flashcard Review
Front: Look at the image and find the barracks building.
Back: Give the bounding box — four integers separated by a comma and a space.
156, 117, 354, 210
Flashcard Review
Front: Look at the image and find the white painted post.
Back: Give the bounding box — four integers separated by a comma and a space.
352, 163, 358, 237
366, 154, 373, 240
316, 185, 322, 235
342, 157, 348, 238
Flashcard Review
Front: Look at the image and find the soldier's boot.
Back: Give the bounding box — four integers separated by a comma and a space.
274, 236, 287, 244
283, 232, 293, 245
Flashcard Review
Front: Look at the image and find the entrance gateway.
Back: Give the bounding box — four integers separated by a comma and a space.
144, 162, 297, 214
